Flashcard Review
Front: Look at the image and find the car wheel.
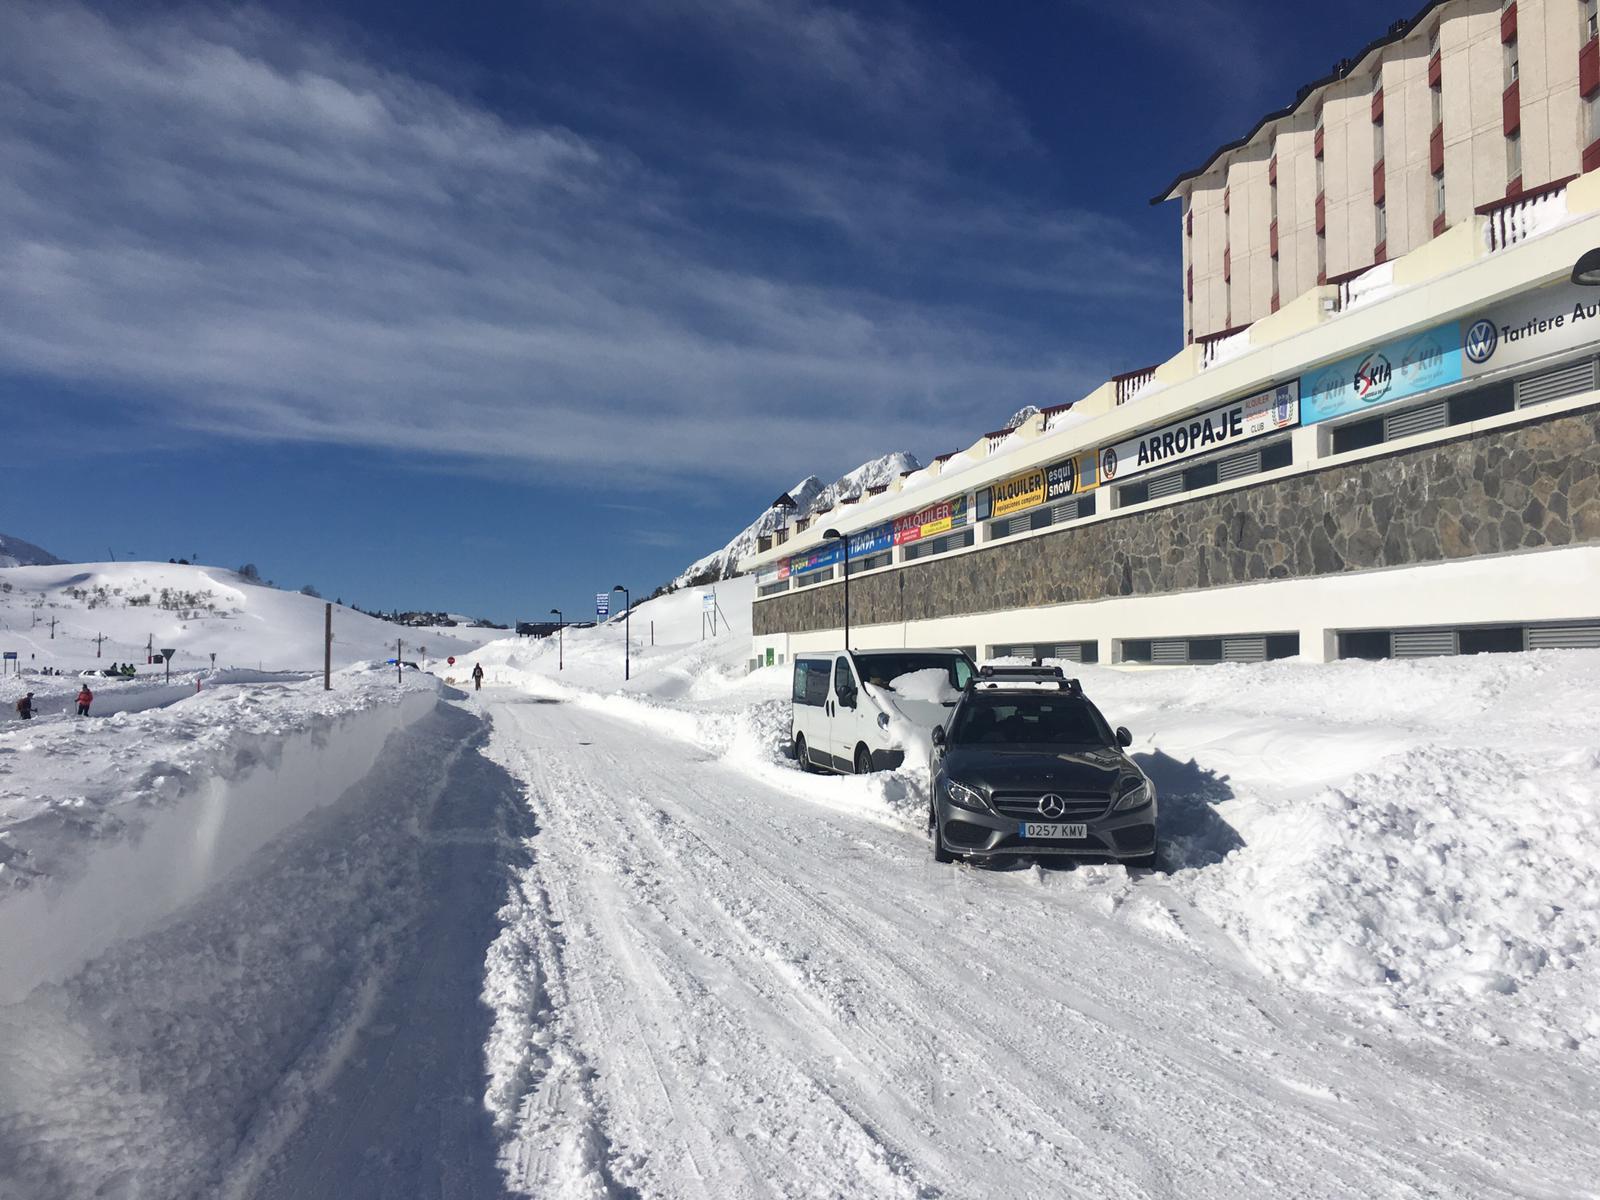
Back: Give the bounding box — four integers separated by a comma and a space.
930, 802, 955, 863
794, 734, 813, 773
854, 745, 872, 775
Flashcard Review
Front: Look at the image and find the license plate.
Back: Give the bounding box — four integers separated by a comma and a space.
1020, 822, 1087, 839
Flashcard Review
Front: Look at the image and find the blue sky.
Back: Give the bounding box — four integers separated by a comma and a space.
1, 0, 1398, 623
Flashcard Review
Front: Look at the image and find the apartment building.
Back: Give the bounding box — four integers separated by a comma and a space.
1160, 0, 1597, 345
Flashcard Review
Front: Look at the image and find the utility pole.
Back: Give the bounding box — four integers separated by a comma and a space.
549, 609, 563, 670
612, 585, 630, 681
49, 616, 56, 640
397, 638, 403, 685
146, 633, 153, 665
94, 633, 105, 658
324, 602, 332, 691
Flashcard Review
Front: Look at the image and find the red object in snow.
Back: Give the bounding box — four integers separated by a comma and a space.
448, 656, 456, 665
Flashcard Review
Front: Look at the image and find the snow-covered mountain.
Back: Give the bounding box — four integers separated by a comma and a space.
669, 452, 919, 589
0, 533, 63, 569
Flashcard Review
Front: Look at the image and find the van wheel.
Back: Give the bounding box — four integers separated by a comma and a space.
930, 802, 954, 863
794, 734, 813, 773
854, 745, 873, 775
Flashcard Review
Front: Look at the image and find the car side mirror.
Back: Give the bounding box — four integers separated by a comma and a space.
838, 687, 856, 709
1116, 726, 1133, 748
931, 725, 946, 747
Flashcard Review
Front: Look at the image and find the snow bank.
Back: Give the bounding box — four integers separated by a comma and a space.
0, 669, 441, 1003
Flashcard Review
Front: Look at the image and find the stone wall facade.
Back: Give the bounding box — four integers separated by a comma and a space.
754, 406, 1600, 637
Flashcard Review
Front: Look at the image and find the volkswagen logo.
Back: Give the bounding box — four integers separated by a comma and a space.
1464, 318, 1498, 365
1038, 794, 1067, 819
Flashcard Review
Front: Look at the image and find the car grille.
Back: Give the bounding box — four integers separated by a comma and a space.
990, 791, 1109, 820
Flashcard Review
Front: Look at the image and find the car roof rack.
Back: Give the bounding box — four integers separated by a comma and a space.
967, 663, 1083, 694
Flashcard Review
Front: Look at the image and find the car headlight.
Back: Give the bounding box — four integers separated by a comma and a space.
944, 778, 987, 812
1113, 779, 1153, 813
877, 712, 890, 730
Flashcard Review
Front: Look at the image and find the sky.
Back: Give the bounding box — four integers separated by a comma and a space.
0, 0, 1406, 624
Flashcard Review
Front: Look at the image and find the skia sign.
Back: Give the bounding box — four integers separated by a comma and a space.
893, 495, 968, 545
1459, 281, 1600, 377
1096, 382, 1299, 484
1300, 322, 1461, 424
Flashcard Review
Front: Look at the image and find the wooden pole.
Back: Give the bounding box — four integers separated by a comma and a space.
397, 638, 402, 685
324, 602, 332, 690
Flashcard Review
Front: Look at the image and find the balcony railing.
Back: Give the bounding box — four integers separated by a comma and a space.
1112, 366, 1158, 405
1482, 180, 1571, 252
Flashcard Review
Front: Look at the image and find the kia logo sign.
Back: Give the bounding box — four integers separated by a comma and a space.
1352, 352, 1392, 404
1464, 318, 1498, 364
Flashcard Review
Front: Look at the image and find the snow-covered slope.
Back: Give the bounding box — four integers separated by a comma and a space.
0, 560, 501, 674
669, 452, 919, 588
0, 534, 62, 569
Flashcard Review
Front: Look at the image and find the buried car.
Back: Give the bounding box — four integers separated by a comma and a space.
928, 665, 1158, 868
792, 649, 976, 774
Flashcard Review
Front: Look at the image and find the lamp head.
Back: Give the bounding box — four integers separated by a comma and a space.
613, 584, 626, 592
549, 608, 560, 616
1573, 248, 1600, 286
823, 527, 842, 540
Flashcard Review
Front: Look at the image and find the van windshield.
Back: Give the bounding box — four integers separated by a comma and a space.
948, 695, 1112, 748
855, 654, 974, 692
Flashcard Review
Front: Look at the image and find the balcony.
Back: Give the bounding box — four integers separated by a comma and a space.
1223, 246, 1231, 282
1429, 125, 1444, 174
1480, 177, 1572, 252
1269, 219, 1278, 257
1268, 155, 1277, 185
1428, 50, 1441, 87
1371, 88, 1384, 123
1112, 366, 1159, 405
1315, 192, 1326, 233
1500, 0, 1516, 43
1373, 161, 1385, 203
1314, 125, 1325, 158
1503, 80, 1520, 136
1582, 37, 1599, 97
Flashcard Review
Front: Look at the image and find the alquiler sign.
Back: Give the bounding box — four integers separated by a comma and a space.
1096, 382, 1299, 484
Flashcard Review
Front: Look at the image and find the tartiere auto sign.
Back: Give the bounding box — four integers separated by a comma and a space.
1458, 280, 1600, 377
1096, 382, 1298, 484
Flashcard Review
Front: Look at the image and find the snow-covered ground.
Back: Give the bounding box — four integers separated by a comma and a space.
0, 559, 502, 680
2, 573, 1597, 1197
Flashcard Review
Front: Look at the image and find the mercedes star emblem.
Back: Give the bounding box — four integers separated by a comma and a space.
1039, 794, 1067, 819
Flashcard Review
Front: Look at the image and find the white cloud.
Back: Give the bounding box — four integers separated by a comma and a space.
0, 2, 1163, 488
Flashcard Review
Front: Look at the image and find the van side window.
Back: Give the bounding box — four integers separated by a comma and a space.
953, 659, 975, 690
804, 662, 830, 707
792, 661, 811, 704
834, 656, 856, 707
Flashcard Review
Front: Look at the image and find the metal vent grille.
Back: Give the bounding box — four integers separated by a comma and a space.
1151, 638, 1188, 665
1222, 636, 1267, 662
1054, 643, 1086, 663
1392, 628, 1458, 657
1217, 450, 1263, 482
1515, 358, 1596, 409
1384, 401, 1449, 441
1147, 473, 1184, 500
1527, 622, 1600, 649
1050, 501, 1078, 525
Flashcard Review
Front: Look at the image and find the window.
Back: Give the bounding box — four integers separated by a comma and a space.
794, 660, 831, 706
1586, 0, 1599, 41
1316, 152, 1325, 192
1459, 626, 1525, 655
1373, 117, 1385, 162
1375, 199, 1387, 245
855, 653, 974, 692
1317, 229, 1327, 279
1507, 130, 1522, 181
1340, 630, 1392, 660
1261, 440, 1293, 472
1433, 170, 1446, 217
1428, 23, 1440, 56
1271, 253, 1280, 299
948, 696, 1114, 749
1431, 83, 1443, 128
1587, 93, 1600, 145
1504, 38, 1519, 87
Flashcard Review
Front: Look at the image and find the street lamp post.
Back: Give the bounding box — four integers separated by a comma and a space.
822, 528, 850, 650
549, 608, 564, 671
612, 585, 630, 681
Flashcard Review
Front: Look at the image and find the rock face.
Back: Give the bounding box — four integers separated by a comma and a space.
0, 534, 63, 569
669, 453, 920, 589
755, 407, 1600, 635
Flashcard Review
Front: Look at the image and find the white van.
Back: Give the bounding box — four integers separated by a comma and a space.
791, 649, 977, 774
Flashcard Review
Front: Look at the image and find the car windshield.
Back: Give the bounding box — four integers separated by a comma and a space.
856, 654, 974, 692
948, 695, 1112, 747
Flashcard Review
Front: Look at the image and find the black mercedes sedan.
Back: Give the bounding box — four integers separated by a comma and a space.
927, 665, 1158, 869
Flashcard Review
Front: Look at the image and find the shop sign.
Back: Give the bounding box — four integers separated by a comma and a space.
789, 543, 841, 574
1460, 281, 1600, 377
894, 495, 969, 545
990, 467, 1046, 519
848, 521, 894, 558
988, 450, 1099, 520
1097, 382, 1298, 484
1300, 323, 1460, 424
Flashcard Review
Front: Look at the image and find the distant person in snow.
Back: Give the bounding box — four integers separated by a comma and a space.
15, 693, 34, 720
472, 663, 485, 691
77, 685, 93, 717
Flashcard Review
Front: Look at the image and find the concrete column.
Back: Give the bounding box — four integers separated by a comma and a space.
1292, 421, 1331, 466
1299, 626, 1338, 663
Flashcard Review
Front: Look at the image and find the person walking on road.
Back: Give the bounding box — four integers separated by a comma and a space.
77, 684, 94, 717
15, 692, 35, 720
471, 663, 485, 691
